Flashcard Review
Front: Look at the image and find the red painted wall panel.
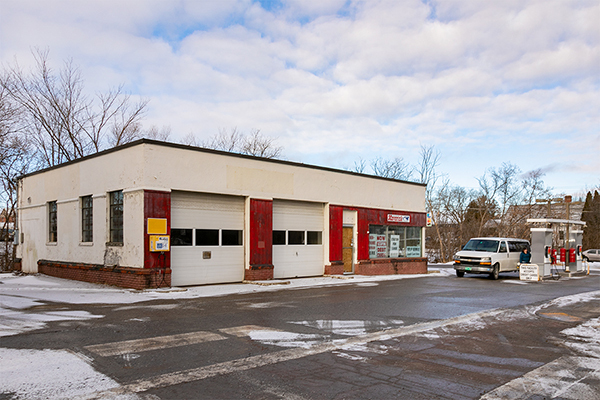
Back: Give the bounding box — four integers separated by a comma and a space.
329, 205, 344, 262
144, 190, 171, 269
249, 199, 273, 267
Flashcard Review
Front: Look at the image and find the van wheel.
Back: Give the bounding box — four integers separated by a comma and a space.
456, 270, 464, 277
490, 264, 500, 280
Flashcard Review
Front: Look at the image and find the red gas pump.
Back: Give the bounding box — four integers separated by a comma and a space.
569, 248, 576, 263
550, 248, 557, 265
559, 248, 566, 263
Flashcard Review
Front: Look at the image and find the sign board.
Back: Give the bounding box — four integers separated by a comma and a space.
369, 234, 387, 258
147, 218, 167, 235
149, 235, 170, 252
387, 214, 410, 223
519, 264, 539, 281
389, 235, 400, 258
426, 212, 433, 227
407, 246, 421, 257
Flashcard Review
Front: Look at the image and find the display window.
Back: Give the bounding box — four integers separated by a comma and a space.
368, 225, 422, 258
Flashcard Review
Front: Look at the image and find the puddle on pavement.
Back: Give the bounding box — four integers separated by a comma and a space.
537, 312, 583, 323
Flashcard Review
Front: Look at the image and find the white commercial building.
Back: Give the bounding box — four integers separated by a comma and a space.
16, 140, 427, 289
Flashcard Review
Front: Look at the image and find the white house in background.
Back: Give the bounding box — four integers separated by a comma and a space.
16, 139, 427, 289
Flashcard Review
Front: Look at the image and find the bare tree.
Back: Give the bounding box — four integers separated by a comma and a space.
427, 181, 478, 262
200, 128, 283, 159
180, 132, 199, 147
1, 49, 148, 167
352, 157, 367, 174
143, 125, 172, 142
202, 127, 244, 153
370, 157, 412, 180
0, 84, 31, 270
415, 144, 440, 187
477, 163, 552, 238
241, 129, 283, 158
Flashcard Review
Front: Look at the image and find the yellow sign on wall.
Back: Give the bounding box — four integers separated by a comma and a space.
147, 218, 167, 235
149, 235, 170, 252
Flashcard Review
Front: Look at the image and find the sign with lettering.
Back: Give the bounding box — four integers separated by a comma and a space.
149, 235, 170, 252
407, 246, 421, 257
387, 214, 410, 223
369, 234, 387, 258
519, 264, 539, 281
389, 235, 400, 257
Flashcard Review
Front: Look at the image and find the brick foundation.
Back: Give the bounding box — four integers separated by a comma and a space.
245, 264, 274, 281
355, 258, 427, 275
38, 260, 171, 290
324, 261, 344, 275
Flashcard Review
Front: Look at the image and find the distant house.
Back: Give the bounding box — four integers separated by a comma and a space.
0, 209, 14, 224
16, 139, 428, 289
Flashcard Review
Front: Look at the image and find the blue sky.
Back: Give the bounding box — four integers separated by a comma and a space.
1, 0, 599, 195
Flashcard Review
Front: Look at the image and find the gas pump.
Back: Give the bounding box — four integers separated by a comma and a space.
569, 248, 576, 263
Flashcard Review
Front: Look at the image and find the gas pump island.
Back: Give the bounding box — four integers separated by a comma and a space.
526, 217, 587, 279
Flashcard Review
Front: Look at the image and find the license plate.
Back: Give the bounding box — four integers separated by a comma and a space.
465, 267, 472, 271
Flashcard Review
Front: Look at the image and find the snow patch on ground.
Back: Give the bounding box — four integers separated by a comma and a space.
0, 348, 139, 400
529, 290, 600, 315
561, 317, 600, 358
247, 330, 325, 349
291, 320, 404, 336
0, 307, 103, 337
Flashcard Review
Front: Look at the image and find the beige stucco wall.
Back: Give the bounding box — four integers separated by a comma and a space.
17, 146, 146, 273
142, 142, 426, 211
17, 141, 426, 273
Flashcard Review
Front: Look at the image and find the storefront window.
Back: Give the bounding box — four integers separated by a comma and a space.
369, 225, 422, 258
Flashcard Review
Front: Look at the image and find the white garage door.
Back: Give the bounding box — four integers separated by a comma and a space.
171, 191, 245, 286
273, 200, 324, 279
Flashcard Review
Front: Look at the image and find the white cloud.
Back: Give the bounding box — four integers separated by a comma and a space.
1, 0, 598, 192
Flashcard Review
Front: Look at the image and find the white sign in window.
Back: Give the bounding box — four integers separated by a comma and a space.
389, 235, 400, 258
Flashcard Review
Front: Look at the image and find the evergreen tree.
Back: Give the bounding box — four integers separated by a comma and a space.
582, 190, 600, 249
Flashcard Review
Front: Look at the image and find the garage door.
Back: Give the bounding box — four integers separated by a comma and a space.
170, 191, 245, 286
272, 200, 324, 279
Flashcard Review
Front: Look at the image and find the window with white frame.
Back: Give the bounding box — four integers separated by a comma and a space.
81, 195, 93, 242
109, 190, 123, 244
48, 201, 57, 243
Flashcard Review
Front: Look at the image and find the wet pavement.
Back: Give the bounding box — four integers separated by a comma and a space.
1, 269, 599, 399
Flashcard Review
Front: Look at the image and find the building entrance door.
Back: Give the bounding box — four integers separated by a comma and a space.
343, 226, 354, 273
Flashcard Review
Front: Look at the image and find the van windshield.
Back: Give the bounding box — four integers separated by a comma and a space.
463, 239, 499, 252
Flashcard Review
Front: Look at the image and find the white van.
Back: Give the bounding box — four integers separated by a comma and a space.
453, 237, 530, 279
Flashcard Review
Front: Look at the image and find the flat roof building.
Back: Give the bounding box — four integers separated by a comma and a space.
16, 139, 427, 289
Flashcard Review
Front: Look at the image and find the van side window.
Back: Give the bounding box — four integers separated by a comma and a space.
508, 242, 517, 252
499, 241, 507, 253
